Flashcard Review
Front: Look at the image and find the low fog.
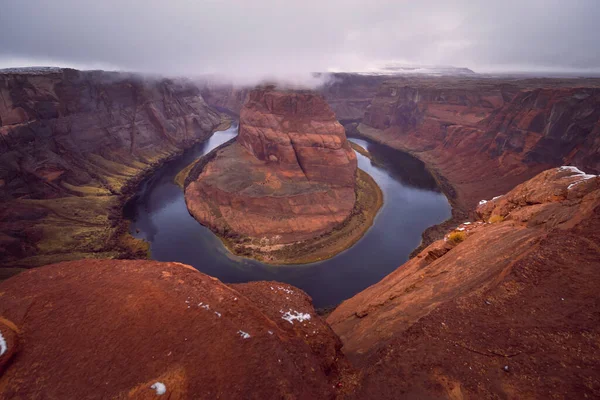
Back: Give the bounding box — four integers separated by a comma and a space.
1, 0, 599, 84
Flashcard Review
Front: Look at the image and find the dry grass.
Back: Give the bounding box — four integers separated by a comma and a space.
175, 159, 201, 189
448, 231, 466, 244
489, 215, 505, 224
350, 141, 372, 159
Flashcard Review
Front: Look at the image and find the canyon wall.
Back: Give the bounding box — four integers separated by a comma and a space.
358, 78, 600, 214
185, 88, 358, 252
328, 167, 600, 398
0, 69, 223, 274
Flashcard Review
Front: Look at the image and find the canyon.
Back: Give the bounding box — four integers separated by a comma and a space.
1, 68, 600, 399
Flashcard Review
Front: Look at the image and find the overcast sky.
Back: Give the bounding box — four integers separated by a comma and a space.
1, 0, 599, 82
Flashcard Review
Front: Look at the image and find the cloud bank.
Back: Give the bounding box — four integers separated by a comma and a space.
1, 0, 599, 82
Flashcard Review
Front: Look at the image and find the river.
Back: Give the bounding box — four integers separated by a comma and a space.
124, 124, 451, 308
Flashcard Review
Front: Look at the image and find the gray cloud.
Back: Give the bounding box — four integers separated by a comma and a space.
1, 0, 599, 83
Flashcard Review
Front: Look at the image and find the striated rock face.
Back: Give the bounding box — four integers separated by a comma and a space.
185, 88, 357, 246
0, 69, 223, 272
0, 259, 353, 399
358, 78, 600, 214
328, 167, 600, 399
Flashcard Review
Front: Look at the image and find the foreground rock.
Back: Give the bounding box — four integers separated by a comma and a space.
328, 167, 600, 398
0, 69, 224, 274
0, 259, 353, 399
185, 88, 361, 262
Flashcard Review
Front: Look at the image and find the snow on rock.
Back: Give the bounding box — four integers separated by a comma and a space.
150, 382, 167, 396
214, 311, 221, 318
478, 200, 488, 205
281, 310, 312, 324
558, 166, 598, 189
238, 330, 251, 339
271, 286, 295, 295
492, 195, 503, 201
0, 329, 7, 356
463, 222, 472, 225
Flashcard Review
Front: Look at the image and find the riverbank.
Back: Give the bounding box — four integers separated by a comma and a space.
221, 168, 383, 265
351, 123, 468, 256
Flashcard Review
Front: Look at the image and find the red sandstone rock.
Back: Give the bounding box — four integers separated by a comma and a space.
0, 69, 223, 270
359, 80, 600, 215
185, 88, 357, 245
328, 168, 600, 398
0, 259, 351, 399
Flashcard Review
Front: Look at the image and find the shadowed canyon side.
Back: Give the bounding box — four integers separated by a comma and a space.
328, 167, 600, 399
0, 69, 224, 275
184, 88, 382, 264
357, 78, 600, 215
0, 260, 356, 398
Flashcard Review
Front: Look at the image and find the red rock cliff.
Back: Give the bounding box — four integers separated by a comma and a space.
0, 69, 223, 273
185, 88, 357, 247
328, 166, 600, 398
359, 78, 600, 214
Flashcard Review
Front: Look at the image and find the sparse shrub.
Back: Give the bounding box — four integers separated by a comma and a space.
448, 231, 466, 244
489, 215, 505, 224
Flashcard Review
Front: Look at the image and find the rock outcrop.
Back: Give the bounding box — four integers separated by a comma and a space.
0, 259, 354, 399
358, 78, 600, 214
328, 167, 600, 398
185, 88, 358, 252
0, 69, 223, 274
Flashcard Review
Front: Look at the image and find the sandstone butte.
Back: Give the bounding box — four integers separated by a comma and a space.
184, 88, 360, 261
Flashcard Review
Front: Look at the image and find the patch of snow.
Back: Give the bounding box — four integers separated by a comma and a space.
150, 382, 166, 396
238, 330, 251, 339
492, 195, 503, 201
463, 222, 471, 225
0, 329, 7, 356
268, 330, 273, 335
214, 311, 221, 318
559, 166, 598, 189
568, 174, 597, 190
281, 310, 312, 324
201, 304, 210, 310
277, 286, 294, 294
457, 227, 465, 231
559, 166, 587, 175
478, 200, 488, 206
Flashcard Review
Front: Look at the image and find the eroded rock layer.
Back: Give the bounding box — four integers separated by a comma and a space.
358, 78, 600, 213
0, 260, 353, 399
185, 88, 357, 246
0, 69, 223, 272
328, 167, 600, 398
